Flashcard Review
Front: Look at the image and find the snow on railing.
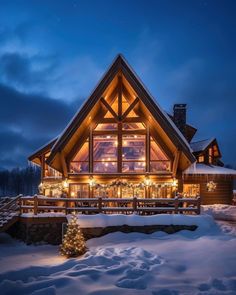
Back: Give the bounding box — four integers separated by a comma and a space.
19, 195, 201, 216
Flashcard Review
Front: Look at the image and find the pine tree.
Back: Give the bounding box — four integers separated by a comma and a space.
60, 214, 86, 257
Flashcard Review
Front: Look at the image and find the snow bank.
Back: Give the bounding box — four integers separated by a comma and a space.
201, 204, 236, 221
21, 213, 66, 218
69, 213, 215, 230
0, 220, 236, 295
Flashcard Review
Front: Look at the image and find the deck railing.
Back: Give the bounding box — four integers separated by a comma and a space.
19, 195, 201, 215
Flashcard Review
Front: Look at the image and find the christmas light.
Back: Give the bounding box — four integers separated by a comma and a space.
60, 214, 86, 258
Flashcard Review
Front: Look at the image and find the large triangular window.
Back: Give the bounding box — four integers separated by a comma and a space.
150, 137, 170, 172
70, 139, 89, 173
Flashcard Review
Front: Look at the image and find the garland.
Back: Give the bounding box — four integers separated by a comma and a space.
39, 182, 63, 193
94, 179, 174, 189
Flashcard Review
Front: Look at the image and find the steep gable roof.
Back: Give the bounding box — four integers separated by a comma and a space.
190, 138, 216, 153
28, 137, 58, 165
47, 54, 195, 170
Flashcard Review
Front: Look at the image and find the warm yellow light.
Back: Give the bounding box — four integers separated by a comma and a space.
106, 135, 111, 139
89, 177, 96, 187
63, 179, 69, 189
71, 192, 75, 197
172, 178, 178, 189
144, 176, 152, 187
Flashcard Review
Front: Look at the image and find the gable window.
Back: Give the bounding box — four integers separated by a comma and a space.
70, 139, 89, 173
198, 155, 204, 163
150, 137, 171, 172
93, 135, 118, 172
44, 153, 62, 178
122, 134, 146, 172
208, 147, 213, 164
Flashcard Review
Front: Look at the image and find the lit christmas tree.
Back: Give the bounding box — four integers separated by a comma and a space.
60, 214, 86, 257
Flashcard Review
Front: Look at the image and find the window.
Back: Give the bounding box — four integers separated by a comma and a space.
150, 137, 171, 172
122, 122, 145, 130
198, 155, 204, 163
208, 148, 213, 164
70, 184, 89, 198
122, 134, 146, 172
150, 186, 172, 198
183, 184, 200, 197
93, 135, 117, 172
44, 153, 62, 178
213, 145, 219, 157
95, 123, 117, 131
70, 139, 89, 173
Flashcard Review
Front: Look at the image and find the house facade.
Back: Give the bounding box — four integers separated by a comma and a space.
29, 55, 236, 205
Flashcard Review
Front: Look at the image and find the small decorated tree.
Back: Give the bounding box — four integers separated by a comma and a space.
60, 214, 86, 257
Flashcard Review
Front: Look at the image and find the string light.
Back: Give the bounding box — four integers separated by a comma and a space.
60, 213, 86, 258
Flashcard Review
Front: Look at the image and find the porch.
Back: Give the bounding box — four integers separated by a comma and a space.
20, 195, 201, 216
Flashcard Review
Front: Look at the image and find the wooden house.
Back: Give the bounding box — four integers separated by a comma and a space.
29, 55, 236, 205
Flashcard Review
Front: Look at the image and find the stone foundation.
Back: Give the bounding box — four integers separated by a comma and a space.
7, 217, 197, 245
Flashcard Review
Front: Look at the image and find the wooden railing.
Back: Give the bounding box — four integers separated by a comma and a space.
20, 195, 201, 215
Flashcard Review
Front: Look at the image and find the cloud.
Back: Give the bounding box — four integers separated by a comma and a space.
0, 83, 81, 168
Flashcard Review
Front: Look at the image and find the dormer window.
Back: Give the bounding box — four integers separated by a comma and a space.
198, 155, 204, 163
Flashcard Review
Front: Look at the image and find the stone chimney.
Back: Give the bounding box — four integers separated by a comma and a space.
173, 104, 186, 137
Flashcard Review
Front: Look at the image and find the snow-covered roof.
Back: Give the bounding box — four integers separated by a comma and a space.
184, 163, 236, 175
190, 138, 215, 153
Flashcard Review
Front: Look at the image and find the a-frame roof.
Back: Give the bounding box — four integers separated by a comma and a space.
46, 54, 195, 169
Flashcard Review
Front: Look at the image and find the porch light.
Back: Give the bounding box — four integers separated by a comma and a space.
89, 177, 96, 187
172, 178, 178, 189
144, 176, 152, 187
63, 179, 69, 189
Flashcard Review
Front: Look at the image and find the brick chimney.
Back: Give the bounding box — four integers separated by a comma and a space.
173, 104, 186, 137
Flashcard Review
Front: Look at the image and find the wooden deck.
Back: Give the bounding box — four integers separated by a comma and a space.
0, 195, 201, 232
20, 195, 201, 215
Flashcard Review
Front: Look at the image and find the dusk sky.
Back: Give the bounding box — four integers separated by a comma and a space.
0, 0, 235, 169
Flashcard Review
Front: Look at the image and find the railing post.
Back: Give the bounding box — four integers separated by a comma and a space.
34, 194, 38, 215
133, 197, 137, 212
19, 194, 23, 215
65, 199, 68, 215
98, 197, 102, 213
197, 196, 201, 215
174, 197, 179, 214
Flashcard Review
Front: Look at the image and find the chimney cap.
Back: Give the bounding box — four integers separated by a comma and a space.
173, 104, 187, 110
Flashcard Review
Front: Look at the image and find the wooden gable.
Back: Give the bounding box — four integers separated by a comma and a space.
46, 55, 195, 174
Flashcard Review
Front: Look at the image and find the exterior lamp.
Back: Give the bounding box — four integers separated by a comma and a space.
89, 177, 96, 187
144, 176, 152, 187
63, 179, 69, 189
38, 182, 43, 193
172, 178, 178, 190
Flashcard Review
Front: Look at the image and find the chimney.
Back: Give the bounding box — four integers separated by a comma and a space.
173, 104, 186, 137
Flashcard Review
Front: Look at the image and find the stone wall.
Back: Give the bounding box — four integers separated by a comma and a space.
7, 217, 66, 245
7, 217, 197, 245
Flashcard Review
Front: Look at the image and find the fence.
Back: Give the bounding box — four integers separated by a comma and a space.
20, 195, 201, 215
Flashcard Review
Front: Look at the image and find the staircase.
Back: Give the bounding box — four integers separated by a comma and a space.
0, 195, 21, 232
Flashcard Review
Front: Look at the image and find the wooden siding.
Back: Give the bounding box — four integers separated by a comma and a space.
183, 175, 233, 204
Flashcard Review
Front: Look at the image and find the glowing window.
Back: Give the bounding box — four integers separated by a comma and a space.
70, 139, 89, 173
95, 123, 117, 131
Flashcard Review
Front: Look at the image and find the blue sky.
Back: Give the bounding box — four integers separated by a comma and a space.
0, 0, 235, 168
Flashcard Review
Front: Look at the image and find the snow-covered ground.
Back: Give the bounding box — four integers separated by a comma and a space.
0, 216, 236, 295
201, 204, 236, 221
